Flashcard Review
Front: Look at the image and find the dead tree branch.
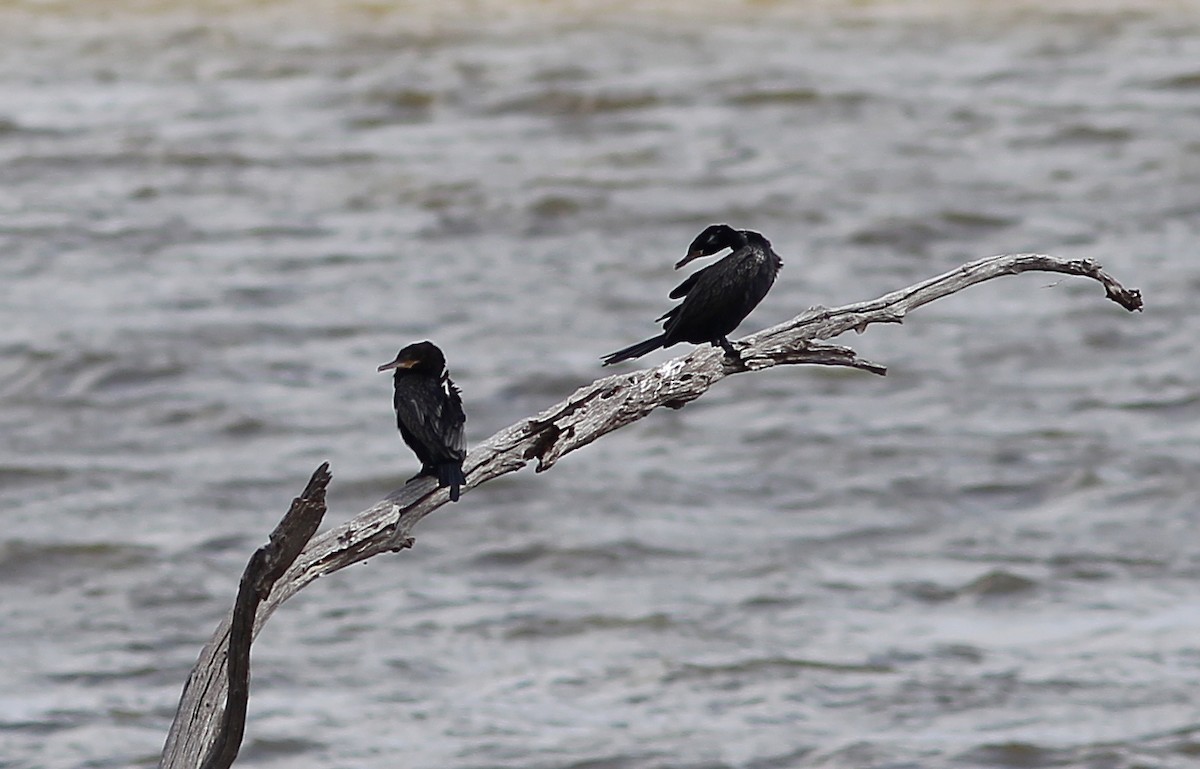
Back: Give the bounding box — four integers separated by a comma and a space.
170, 464, 330, 769
160, 253, 1141, 769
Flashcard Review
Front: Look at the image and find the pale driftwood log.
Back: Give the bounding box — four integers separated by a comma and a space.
160, 253, 1141, 768
199, 463, 329, 769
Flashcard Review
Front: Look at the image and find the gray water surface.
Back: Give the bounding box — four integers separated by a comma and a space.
2, 2, 1200, 768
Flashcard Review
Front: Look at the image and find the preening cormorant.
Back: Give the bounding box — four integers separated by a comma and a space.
378, 341, 467, 501
601, 224, 782, 366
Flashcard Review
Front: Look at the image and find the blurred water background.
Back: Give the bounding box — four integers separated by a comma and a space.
2, 1, 1200, 767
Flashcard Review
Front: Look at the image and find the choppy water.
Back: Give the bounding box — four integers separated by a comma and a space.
3, 2, 1200, 767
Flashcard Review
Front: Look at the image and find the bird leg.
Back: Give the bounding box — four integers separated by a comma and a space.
714, 336, 744, 365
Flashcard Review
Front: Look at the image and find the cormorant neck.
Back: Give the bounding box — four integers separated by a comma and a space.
741, 230, 769, 249
726, 229, 751, 250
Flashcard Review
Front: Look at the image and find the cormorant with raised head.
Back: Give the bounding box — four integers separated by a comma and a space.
602, 224, 782, 366
378, 341, 467, 501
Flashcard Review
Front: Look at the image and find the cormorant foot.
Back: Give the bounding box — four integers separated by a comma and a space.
715, 337, 744, 365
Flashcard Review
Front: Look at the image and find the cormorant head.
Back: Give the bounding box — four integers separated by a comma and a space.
676, 223, 745, 269
378, 341, 447, 376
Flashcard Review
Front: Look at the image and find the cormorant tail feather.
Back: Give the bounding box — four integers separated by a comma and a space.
601, 334, 667, 366
438, 462, 466, 502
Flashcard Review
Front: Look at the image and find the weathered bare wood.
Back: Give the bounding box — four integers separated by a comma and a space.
170, 464, 330, 769
160, 253, 1141, 769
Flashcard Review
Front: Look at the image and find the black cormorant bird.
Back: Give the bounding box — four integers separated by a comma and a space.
602, 224, 782, 366
378, 341, 467, 501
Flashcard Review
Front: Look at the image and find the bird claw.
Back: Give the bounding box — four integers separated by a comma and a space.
715, 337, 744, 364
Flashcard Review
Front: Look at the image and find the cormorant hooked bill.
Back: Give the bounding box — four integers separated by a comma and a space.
601, 224, 783, 366
378, 341, 467, 501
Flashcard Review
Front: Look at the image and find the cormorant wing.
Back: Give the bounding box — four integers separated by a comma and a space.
393, 376, 467, 464
662, 247, 768, 337
440, 376, 467, 459
655, 262, 717, 324
668, 262, 714, 300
